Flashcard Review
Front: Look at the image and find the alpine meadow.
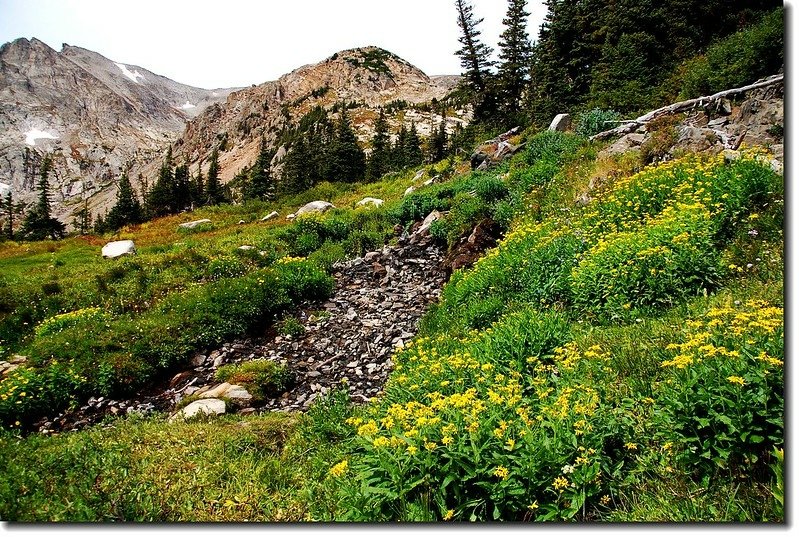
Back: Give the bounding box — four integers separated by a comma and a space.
0, 0, 786, 523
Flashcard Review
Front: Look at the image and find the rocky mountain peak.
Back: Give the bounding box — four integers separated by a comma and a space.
0, 38, 237, 222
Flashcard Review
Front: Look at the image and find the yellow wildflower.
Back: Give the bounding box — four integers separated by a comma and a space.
494, 466, 510, 480
329, 460, 349, 477
727, 376, 745, 386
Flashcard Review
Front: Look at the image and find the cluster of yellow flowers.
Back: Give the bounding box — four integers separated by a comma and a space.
661, 300, 783, 371
275, 256, 307, 265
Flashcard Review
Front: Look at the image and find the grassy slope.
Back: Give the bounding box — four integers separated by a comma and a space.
0, 132, 784, 521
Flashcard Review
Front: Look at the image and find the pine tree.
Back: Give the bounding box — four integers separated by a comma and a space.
366, 109, 392, 181
426, 119, 448, 163
244, 136, 275, 201
205, 148, 225, 205
193, 162, 205, 208
172, 164, 192, 212
146, 148, 175, 218
327, 110, 366, 183
281, 135, 312, 195
71, 198, 92, 235
403, 122, 424, 169
391, 124, 409, 170
2, 190, 17, 239
106, 171, 143, 231
454, 0, 494, 92
497, 0, 533, 124
20, 156, 65, 241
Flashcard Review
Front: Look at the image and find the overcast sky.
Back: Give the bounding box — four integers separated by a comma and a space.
0, 0, 548, 89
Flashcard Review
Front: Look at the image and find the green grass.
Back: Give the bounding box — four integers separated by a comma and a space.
0, 390, 359, 521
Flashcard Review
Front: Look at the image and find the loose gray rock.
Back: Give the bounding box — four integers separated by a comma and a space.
296, 201, 335, 217
261, 211, 280, 221
178, 219, 212, 230
356, 197, 384, 208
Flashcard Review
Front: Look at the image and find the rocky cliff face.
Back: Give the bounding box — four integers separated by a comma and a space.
167, 47, 466, 187
0, 38, 236, 222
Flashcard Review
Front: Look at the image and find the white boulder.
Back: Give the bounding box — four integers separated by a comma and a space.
169, 398, 226, 422
357, 197, 384, 208
261, 211, 280, 221
295, 201, 335, 217
0, 182, 11, 198
101, 240, 136, 259
178, 219, 212, 230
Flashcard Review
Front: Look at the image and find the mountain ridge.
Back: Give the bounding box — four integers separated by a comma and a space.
0, 40, 463, 225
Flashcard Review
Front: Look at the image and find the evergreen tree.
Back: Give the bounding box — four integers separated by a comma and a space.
193, 162, 205, 208
327, 110, 366, 183
281, 135, 313, 195
244, 137, 276, 201
172, 164, 192, 212
391, 124, 409, 170
71, 198, 92, 235
146, 148, 175, 218
20, 156, 65, 241
403, 123, 424, 169
106, 172, 143, 231
205, 148, 225, 205
1, 190, 18, 239
93, 211, 107, 234
366, 109, 392, 181
497, 0, 533, 124
426, 119, 448, 164
454, 0, 494, 92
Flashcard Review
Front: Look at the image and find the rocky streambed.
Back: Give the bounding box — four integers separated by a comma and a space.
33, 235, 446, 433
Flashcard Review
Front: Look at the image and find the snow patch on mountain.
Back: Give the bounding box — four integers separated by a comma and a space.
0, 182, 11, 198
114, 62, 145, 84
24, 128, 58, 146
180, 101, 196, 110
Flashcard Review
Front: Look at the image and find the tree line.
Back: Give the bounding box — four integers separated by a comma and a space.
454, 0, 782, 129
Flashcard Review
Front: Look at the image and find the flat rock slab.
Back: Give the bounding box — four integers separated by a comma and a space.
179, 219, 212, 229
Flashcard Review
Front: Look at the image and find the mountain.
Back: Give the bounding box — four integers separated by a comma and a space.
151, 46, 466, 189
0, 41, 464, 225
0, 38, 237, 220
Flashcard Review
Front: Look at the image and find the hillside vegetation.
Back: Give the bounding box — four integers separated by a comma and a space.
0, 0, 784, 523
0, 126, 783, 521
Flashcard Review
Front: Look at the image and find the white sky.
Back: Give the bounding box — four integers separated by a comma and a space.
0, 0, 548, 89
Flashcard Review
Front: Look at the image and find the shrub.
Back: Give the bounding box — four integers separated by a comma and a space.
2, 261, 333, 426
279, 317, 306, 338
576, 109, 622, 137
34, 307, 110, 339
207, 256, 246, 280
676, 9, 784, 100
216, 359, 294, 402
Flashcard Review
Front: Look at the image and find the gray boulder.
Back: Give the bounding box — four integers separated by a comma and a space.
178, 218, 212, 230
101, 240, 136, 259
169, 398, 226, 422
295, 201, 335, 217
548, 113, 572, 132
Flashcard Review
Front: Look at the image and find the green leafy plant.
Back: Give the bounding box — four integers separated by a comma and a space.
216, 359, 295, 402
